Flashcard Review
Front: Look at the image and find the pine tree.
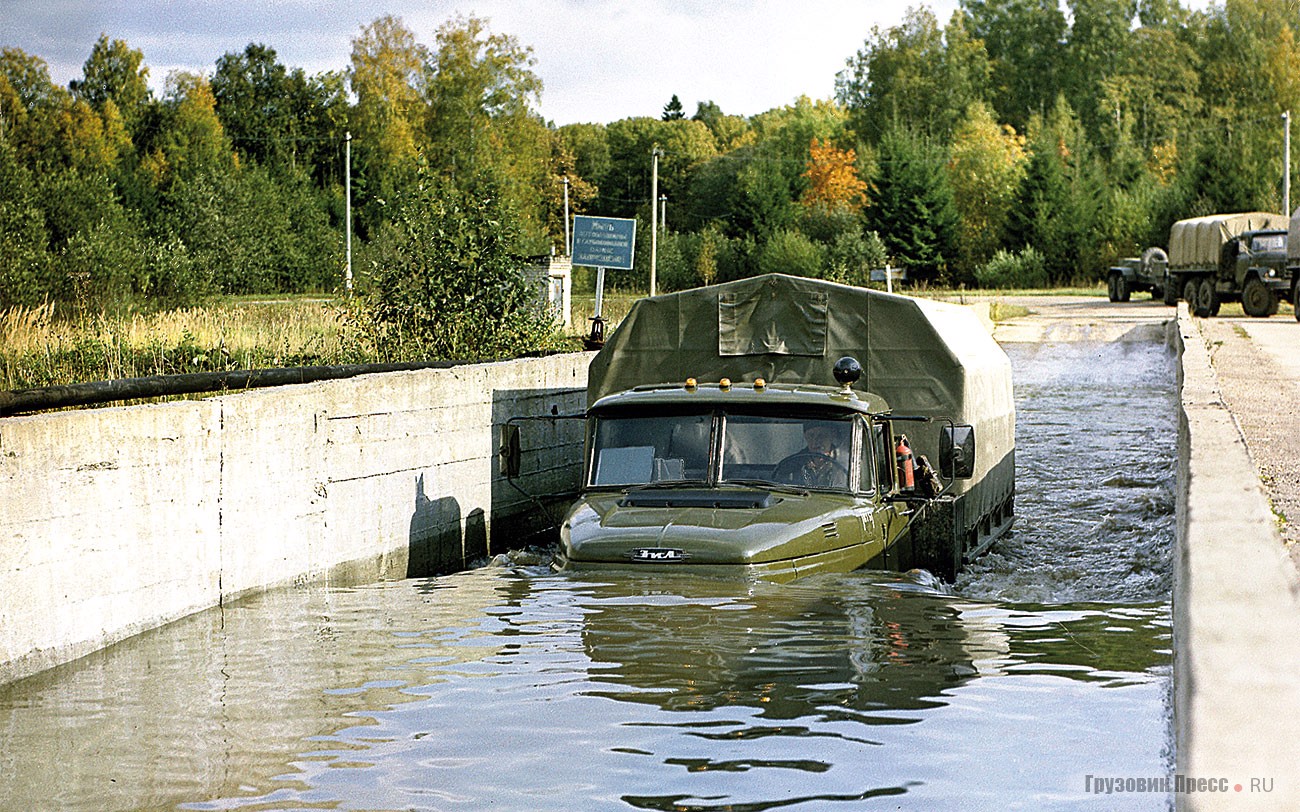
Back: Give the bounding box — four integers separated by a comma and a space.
868, 128, 959, 284
662, 94, 685, 120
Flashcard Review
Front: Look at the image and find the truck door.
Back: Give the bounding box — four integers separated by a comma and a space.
858, 420, 907, 544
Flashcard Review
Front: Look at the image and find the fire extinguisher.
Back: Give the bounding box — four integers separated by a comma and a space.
896, 434, 915, 490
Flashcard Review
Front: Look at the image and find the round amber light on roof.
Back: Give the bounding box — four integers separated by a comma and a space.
719, 378, 731, 390
754, 378, 766, 390
685, 377, 697, 391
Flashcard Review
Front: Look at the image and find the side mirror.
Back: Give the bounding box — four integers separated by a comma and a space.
500, 424, 522, 479
940, 424, 975, 480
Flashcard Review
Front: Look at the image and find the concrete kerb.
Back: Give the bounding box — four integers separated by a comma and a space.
1174, 303, 1300, 810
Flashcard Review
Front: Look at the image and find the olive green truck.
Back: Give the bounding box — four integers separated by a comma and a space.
506, 274, 1016, 582
1110, 212, 1291, 316
1288, 208, 1300, 322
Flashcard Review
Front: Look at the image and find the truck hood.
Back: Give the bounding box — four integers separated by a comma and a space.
559, 487, 871, 567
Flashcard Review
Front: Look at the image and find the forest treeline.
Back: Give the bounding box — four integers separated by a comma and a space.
3, 0, 1300, 316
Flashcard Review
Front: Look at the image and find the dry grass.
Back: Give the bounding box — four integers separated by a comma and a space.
0, 298, 354, 390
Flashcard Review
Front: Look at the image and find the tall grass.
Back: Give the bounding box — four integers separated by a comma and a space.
0, 298, 357, 391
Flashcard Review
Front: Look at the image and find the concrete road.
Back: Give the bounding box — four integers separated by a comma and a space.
988, 292, 1175, 342
1189, 314, 1300, 555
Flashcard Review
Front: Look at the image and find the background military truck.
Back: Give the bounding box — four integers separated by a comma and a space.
1106, 247, 1168, 302
1163, 212, 1289, 317
1287, 208, 1300, 322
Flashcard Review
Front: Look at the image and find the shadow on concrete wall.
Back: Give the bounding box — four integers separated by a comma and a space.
406, 473, 487, 578
490, 387, 587, 554
401, 385, 585, 580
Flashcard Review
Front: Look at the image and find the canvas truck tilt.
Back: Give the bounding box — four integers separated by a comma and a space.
503, 274, 1016, 582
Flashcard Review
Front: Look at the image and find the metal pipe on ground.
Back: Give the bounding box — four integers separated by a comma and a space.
0, 362, 470, 417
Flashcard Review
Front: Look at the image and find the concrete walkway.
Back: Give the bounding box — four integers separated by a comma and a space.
997, 295, 1300, 811
1173, 305, 1300, 811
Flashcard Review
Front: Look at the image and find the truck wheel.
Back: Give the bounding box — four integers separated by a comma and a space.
1294, 279, 1300, 322
1164, 275, 1180, 306
1196, 277, 1220, 317
1183, 278, 1199, 309
1242, 277, 1277, 318
1107, 273, 1123, 302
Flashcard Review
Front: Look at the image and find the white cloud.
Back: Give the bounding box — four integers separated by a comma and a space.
4, 0, 1209, 125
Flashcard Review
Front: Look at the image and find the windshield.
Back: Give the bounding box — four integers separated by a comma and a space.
587, 411, 858, 491
589, 413, 713, 487
1251, 234, 1285, 252
721, 415, 851, 490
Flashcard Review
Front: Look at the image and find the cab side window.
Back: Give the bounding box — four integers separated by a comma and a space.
873, 423, 894, 492
856, 417, 874, 493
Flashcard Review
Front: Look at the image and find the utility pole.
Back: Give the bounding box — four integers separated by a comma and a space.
563, 176, 571, 255
344, 131, 353, 295
1284, 111, 1292, 216
650, 145, 661, 297
660, 195, 667, 233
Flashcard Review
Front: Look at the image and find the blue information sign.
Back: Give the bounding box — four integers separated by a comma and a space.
572, 215, 636, 270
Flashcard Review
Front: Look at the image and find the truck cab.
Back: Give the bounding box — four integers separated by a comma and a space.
1226, 229, 1288, 317
555, 370, 974, 581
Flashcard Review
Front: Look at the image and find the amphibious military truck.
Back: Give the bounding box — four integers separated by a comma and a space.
506, 274, 1015, 582
1162, 212, 1290, 317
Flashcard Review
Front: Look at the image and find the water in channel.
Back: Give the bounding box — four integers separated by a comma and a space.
0, 340, 1177, 812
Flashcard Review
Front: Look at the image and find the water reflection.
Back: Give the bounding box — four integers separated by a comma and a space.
565, 572, 975, 720
0, 563, 1172, 812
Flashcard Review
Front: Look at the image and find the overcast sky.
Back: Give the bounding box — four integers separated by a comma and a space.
5, 0, 983, 125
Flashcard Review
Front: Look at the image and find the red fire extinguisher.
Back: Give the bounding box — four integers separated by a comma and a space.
896, 434, 915, 490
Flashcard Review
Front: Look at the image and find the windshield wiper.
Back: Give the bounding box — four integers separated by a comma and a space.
623, 480, 709, 490
720, 479, 812, 497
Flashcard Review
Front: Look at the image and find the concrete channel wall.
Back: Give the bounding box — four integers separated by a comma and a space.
0, 353, 591, 686
1173, 305, 1300, 812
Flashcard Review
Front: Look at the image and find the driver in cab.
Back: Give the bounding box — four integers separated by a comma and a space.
773, 421, 850, 489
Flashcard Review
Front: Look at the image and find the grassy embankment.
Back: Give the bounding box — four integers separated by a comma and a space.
4, 282, 1236, 392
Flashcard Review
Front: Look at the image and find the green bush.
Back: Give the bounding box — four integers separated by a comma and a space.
975, 246, 1050, 289
354, 171, 556, 361
757, 229, 825, 278
824, 229, 888, 287
164, 166, 341, 296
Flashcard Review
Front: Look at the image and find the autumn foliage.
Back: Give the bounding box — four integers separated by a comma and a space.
800, 138, 867, 210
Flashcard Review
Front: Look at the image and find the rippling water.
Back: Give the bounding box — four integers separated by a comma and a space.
0, 340, 1177, 812
959, 340, 1177, 604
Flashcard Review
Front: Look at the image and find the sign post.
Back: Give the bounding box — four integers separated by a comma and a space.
572, 215, 636, 347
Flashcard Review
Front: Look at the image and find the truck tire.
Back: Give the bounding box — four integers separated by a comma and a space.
1242, 277, 1278, 318
1294, 278, 1300, 322
1142, 247, 1169, 301
1195, 277, 1220, 317
1183, 277, 1199, 308
1164, 275, 1181, 306
1107, 273, 1129, 303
